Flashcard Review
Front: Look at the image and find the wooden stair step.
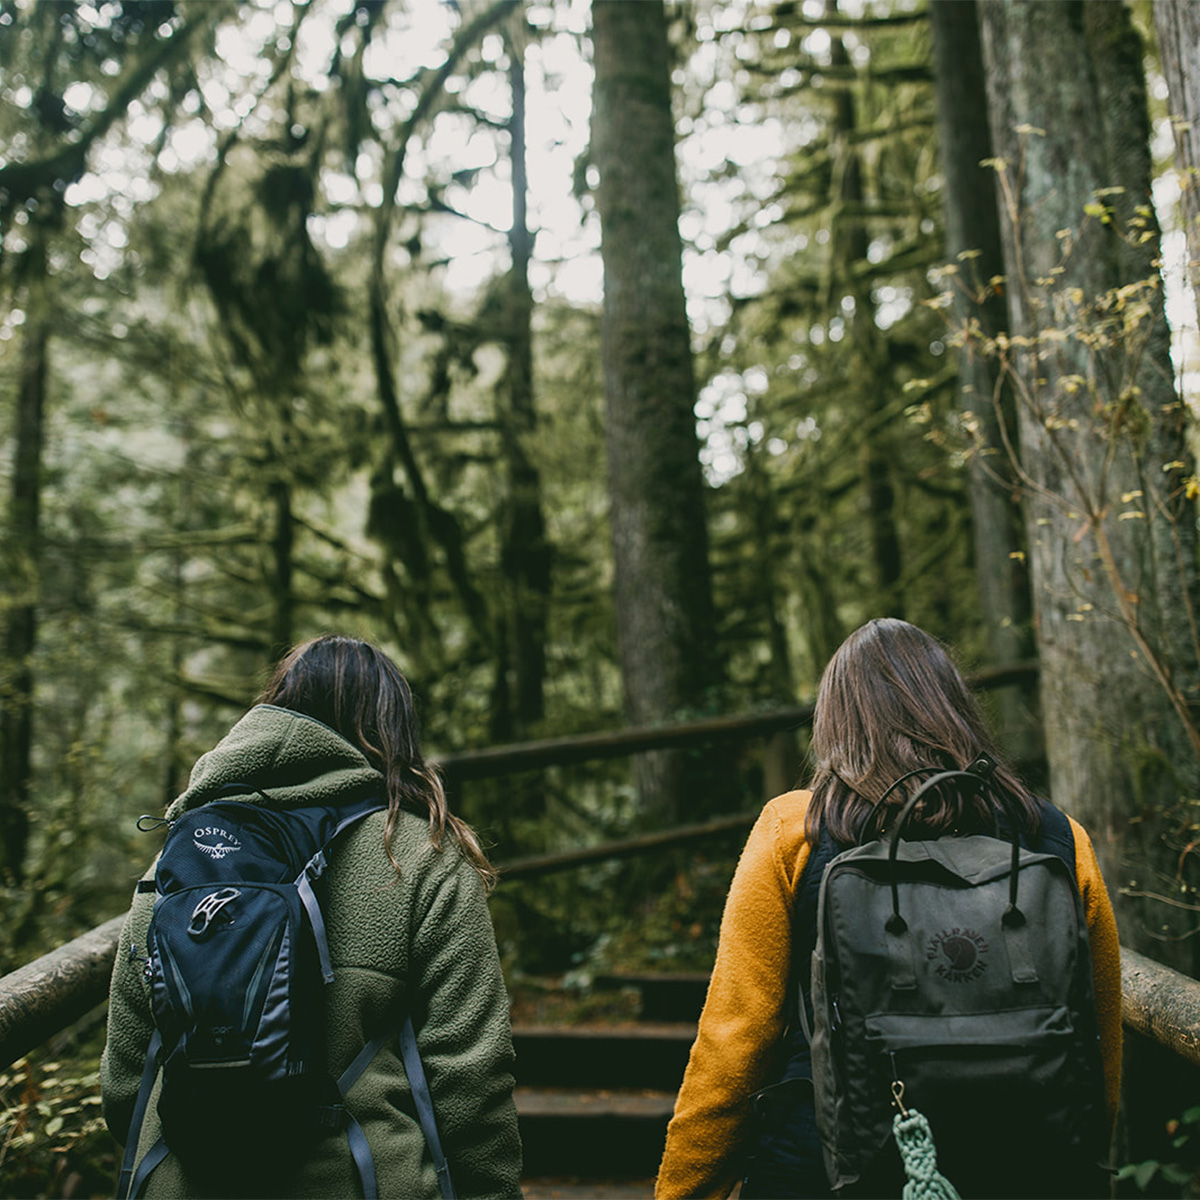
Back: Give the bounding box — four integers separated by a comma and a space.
592, 971, 711, 1023
516, 1086, 677, 1118
512, 1022, 696, 1090
516, 1086, 676, 1177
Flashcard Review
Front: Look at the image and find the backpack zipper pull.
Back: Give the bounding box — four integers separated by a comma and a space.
889, 1052, 910, 1116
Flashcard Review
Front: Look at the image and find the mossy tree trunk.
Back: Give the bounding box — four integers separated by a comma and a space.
929, 0, 1037, 762
591, 0, 725, 821
980, 0, 1200, 970
491, 26, 550, 743
1154, 0, 1200, 314
825, 13, 905, 621
0, 230, 49, 886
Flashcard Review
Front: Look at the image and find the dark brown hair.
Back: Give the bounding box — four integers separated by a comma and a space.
259, 635, 496, 888
806, 618, 1039, 844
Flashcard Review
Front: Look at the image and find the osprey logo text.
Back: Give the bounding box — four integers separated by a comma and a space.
193, 825, 242, 860
926, 927, 988, 982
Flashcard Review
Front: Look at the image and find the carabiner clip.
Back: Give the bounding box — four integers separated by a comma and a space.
889, 1052, 910, 1117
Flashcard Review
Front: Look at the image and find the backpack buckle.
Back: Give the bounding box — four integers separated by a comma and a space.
188, 887, 241, 938
315, 1103, 347, 1131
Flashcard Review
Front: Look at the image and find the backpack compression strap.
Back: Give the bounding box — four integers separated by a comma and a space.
116, 1029, 163, 1200
120, 1022, 446, 1200
333, 1019, 457, 1200
399, 1016, 457, 1200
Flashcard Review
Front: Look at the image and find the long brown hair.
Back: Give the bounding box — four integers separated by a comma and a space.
259, 635, 496, 888
805, 618, 1039, 844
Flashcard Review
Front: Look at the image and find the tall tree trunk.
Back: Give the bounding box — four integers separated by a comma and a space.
591, 0, 725, 821
1154, 1, 1200, 311
929, 0, 1037, 761
269, 476, 294, 661
980, 0, 1200, 970
492, 29, 550, 742
827, 15, 905, 619
745, 449, 803, 797
0, 233, 49, 885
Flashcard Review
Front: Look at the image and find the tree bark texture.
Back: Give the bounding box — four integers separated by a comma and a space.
980, 0, 1200, 968
827, 14, 905, 618
591, 0, 723, 820
1153, 0, 1200, 310
929, 0, 1037, 759
495, 31, 550, 740
0, 234, 49, 885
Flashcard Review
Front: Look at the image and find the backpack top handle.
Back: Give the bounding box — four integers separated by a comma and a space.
880, 755, 1027, 935
857, 755, 995, 844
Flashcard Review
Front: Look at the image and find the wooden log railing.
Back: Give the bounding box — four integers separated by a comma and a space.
8, 916, 1200, 1072
27, 658, 1198, 1081
1120, 946, 1200, 1069
0, 699, 823, 1069
0, 916, 125, 1069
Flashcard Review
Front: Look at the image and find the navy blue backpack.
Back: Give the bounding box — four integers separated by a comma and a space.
116, 789, 455, 1200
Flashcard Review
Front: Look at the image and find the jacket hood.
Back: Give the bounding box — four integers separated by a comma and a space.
165, 704, 384, 820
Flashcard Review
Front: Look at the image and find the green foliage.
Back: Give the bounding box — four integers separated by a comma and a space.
1118, 1106, 1200, 1197
0, 0, 1159, 999
677, 1, 984, 688
0, 1051, 116, 1200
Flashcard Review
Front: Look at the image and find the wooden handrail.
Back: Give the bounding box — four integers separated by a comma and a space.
1121, 946, 1200, 1069
498, 811, 758, 879
0, 662, 1044, 1070
436, 704, 816, 780
0, 916, 125, 1069
5, 930, 1200, 1073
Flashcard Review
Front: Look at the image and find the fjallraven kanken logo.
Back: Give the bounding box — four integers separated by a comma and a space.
807, 763, 1109, 1198
926, 927, 988, 982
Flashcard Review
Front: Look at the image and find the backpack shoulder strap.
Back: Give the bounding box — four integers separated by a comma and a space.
791, 821, 843, 1043
295, 796, 387, 984
1028, 800, 1076, 871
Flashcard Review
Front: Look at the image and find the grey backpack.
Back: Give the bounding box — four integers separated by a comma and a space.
807, 763, 1109, 1197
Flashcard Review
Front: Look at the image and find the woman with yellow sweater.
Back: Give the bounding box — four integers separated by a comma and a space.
655, 619, 1121, 1199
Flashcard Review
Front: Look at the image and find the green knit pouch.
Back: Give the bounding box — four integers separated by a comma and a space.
893, 1108, 961, 1200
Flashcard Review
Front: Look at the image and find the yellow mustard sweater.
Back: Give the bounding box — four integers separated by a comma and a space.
654, 789, 1123, 1200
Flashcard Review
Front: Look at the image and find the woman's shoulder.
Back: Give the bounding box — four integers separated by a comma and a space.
763, 787, 814, 826
758, 788, 816, 863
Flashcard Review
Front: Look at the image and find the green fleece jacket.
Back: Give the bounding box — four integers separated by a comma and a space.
101, 705, 522, 1199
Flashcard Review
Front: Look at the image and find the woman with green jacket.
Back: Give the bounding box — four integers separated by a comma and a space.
102, 635, 523, 1198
